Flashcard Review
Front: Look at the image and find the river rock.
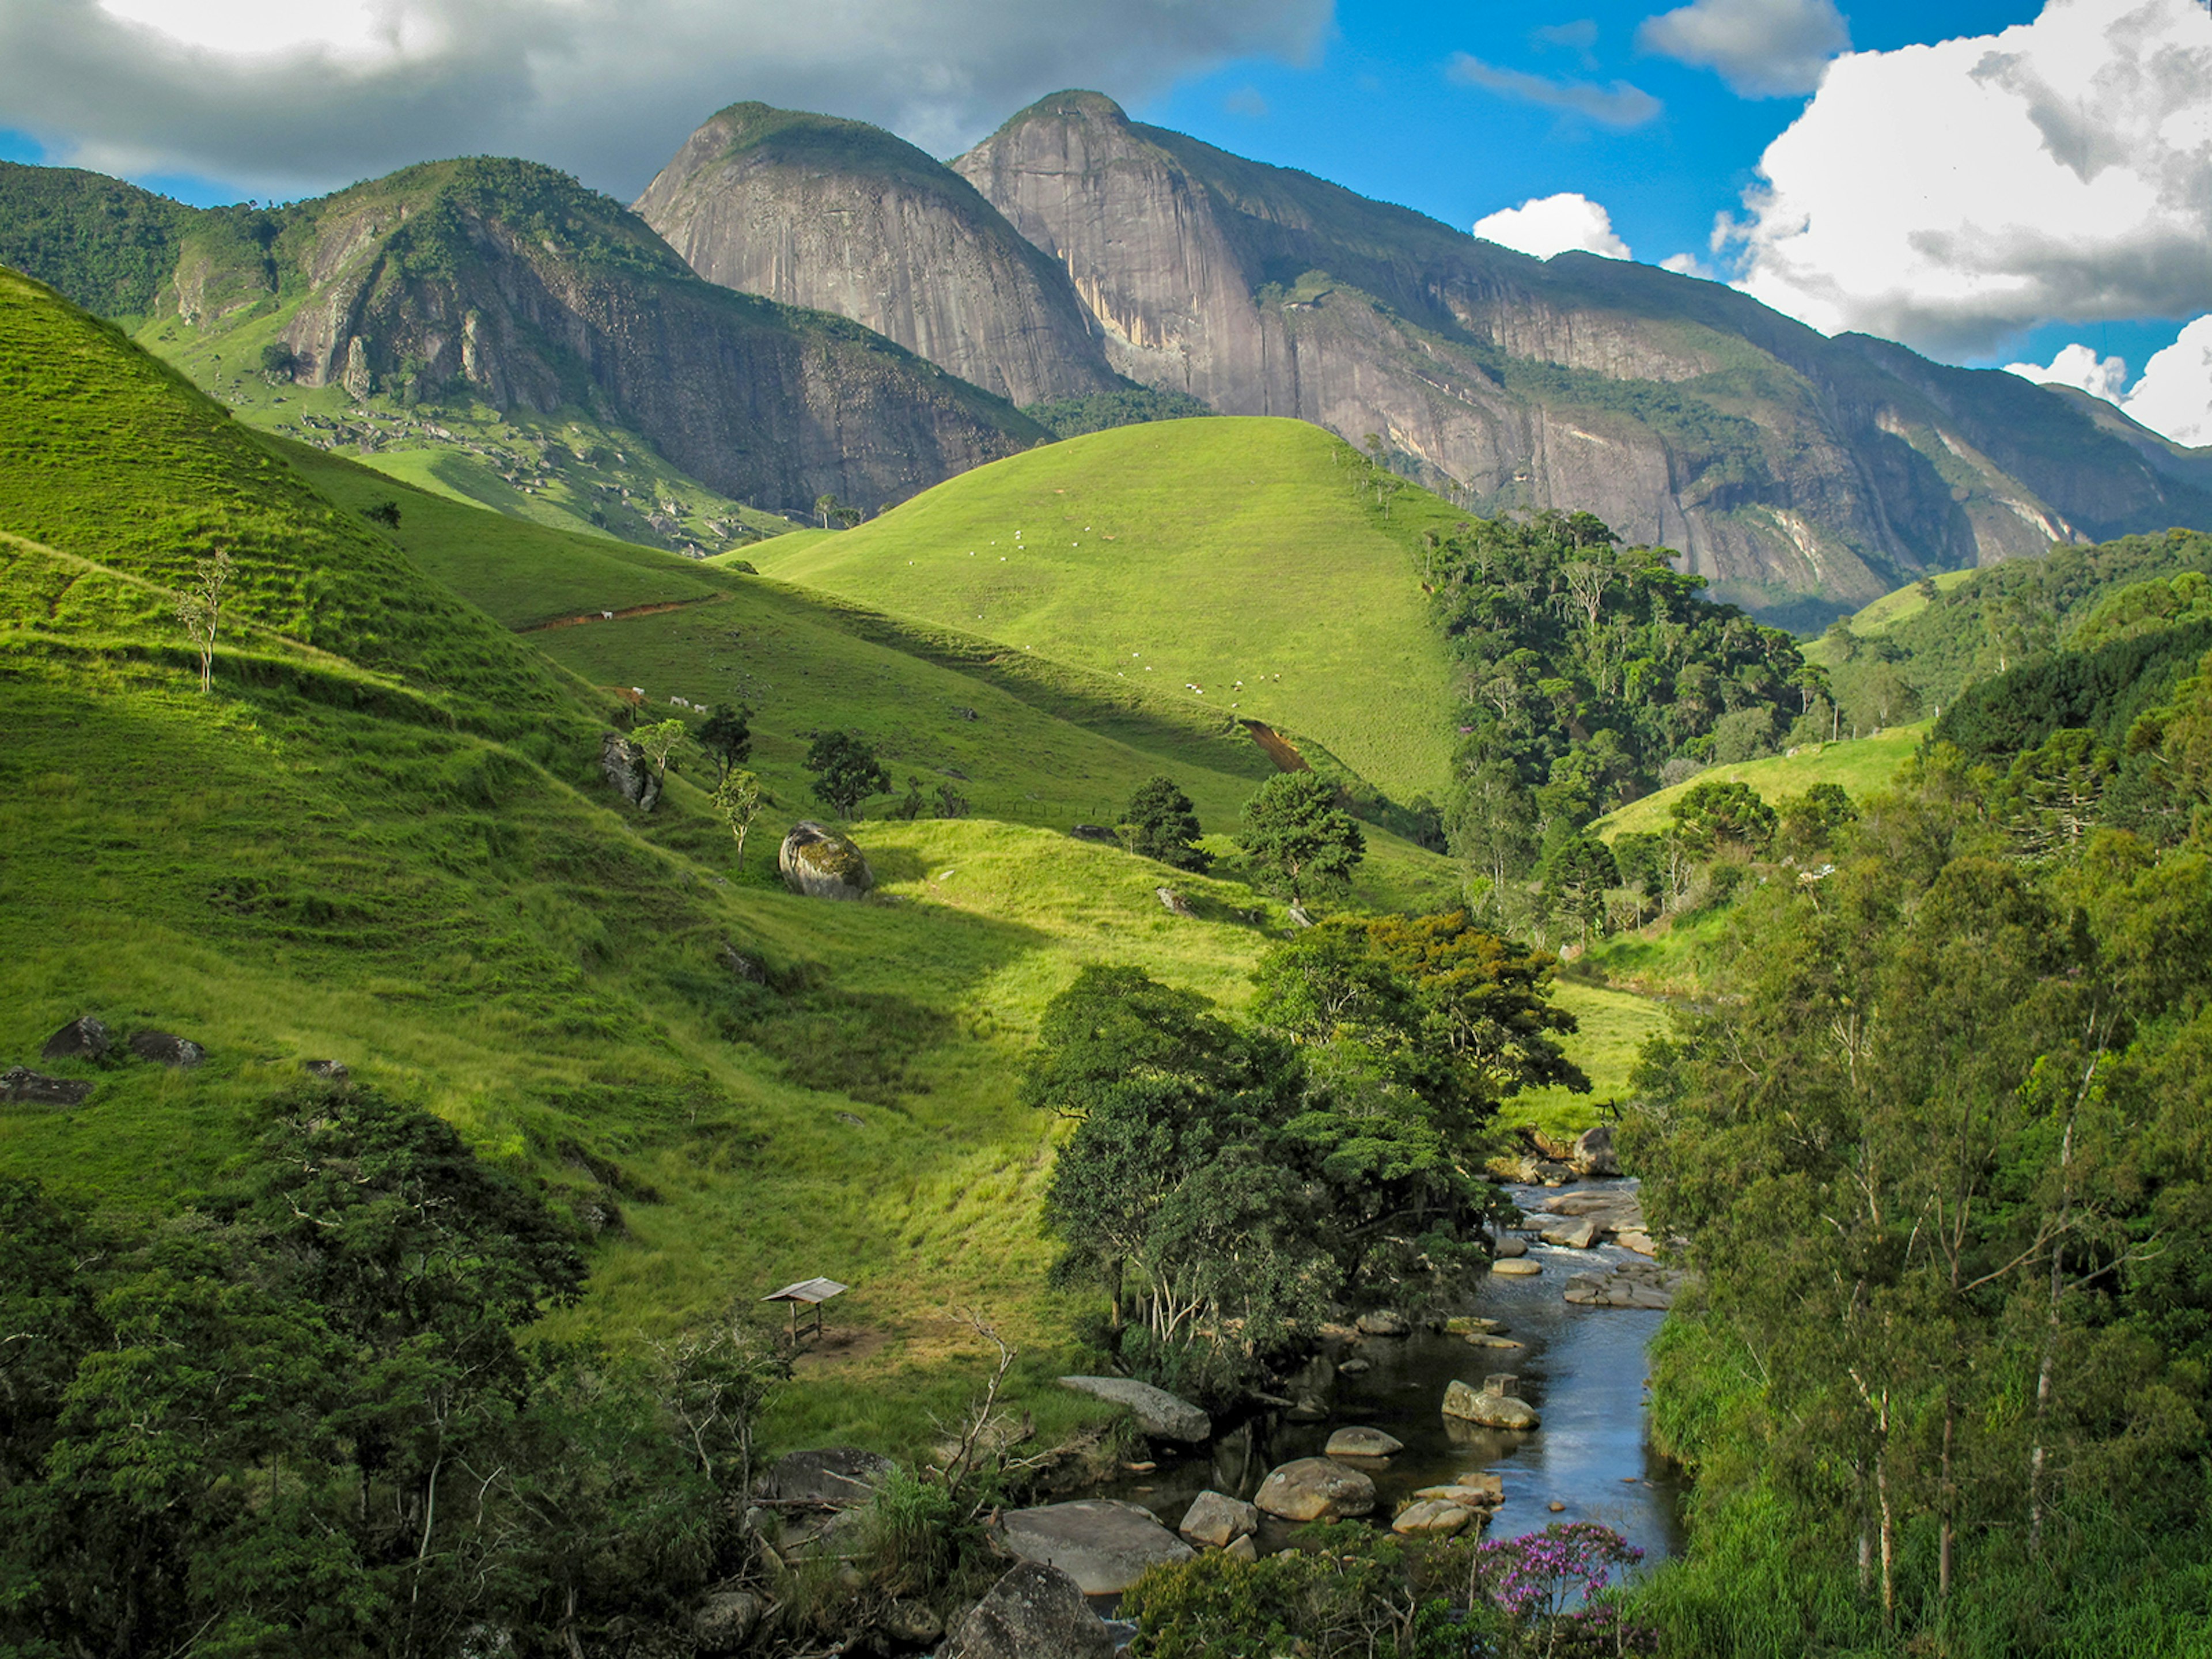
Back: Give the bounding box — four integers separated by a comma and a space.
1444, 1316, 1506, 1335
881, 1599, 943, 1645
1465, 1334, 1525, 1349
1442, 1379, 1540, 1431
1416, 1472, 1504, 1505
1177, 1490, 1259, 1549
1325, 1426, 1404, 1458
756, 1446, 893, 1503
1254, 1457, 1376, 1521
1615, 1229, 1657, 1256
1565, 1265, 1683, 1310
693, 1591, 763, 1653
944, 1562, 1114, 1659
1392, 1499, 1474, 1537
40, 1016, 109, 1061
1491, 1258, 1541, 1277
1573, 1124, 1621, 1176
128, 1031, 204, 1067
779, 821, 875, 900
1540, 1217, 1601, 1249
1355, 1309, 1411, 1337
1492, 1233, 1529, 1258
1058, 1376, 1211, 1443
1337, 1355, 1372, 1374
997, 1499, 1194, 1594
1223, 1533, 1258, 1562
0, 1067, 92, 1106
599, 730, 662, 811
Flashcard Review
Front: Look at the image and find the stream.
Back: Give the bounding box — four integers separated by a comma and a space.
1085, 1178, 1686, 1564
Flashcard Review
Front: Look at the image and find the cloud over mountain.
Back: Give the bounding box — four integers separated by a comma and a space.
0, 0, 1329, 199
1474, 193, 1634, 261
1446, 54, 1661, 128
1726, 0, 2212, 358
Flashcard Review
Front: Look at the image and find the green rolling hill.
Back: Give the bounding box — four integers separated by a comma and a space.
5, 270, 1590, 1468
755, 416, 1467, 801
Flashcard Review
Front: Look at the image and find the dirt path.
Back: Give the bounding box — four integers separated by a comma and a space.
517, 594, 721, 634
1240, 718, 1310, 772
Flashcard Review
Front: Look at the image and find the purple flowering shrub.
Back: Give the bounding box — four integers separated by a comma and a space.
1469, 1524, 1656, 1657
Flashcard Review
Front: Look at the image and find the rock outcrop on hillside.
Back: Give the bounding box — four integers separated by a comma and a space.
956, 91, 2212, 620
635, 104, 1120, 407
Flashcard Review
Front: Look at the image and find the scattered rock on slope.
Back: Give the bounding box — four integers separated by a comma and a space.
779, 821, 875, 900
39, 1016, 109, 1060
1058, 1375, 1211, 1442
1, 1067, 92, 1105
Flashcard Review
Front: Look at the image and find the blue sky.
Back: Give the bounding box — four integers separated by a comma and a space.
2, 0, 2206, 423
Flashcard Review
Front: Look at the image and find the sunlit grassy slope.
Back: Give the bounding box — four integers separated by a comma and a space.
1801, 570, 1979, 666
755, 418, 1467, 800
9, 271, 1610, 1464
1593, 724, 1930, 839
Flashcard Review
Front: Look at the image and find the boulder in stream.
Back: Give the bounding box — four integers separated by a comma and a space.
1491, 1258, 1541, 1277
944, 1562, 1113, 1659
1058, 1376, 1210, 1442
1324, 1426, 1404, 1458
1254, 1457, 1376, 1521
1443, 1377, 1540, 1431
1392, 1498, 1475, 1537
1573, 1124, 1620, 1176
1540, 1217, 1601, 1249
997, 1499, 1193, 1594
1177, 1490, 1259, 1549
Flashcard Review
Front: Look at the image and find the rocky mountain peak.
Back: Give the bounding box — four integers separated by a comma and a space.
635, 101, 1119, 407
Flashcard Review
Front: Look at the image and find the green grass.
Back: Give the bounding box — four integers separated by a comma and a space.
0, 268, 1518, 1467
1593, 724, 1930, 839
1801, 569, 1980, 666
754, 418, 1468, 801
1506, 976, 1673, 1139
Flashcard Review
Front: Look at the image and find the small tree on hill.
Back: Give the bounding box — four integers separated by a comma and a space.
713, 770, 764, 869
633, 718, 687, 787
1123, 776, 1211, 872
806, 730, 891, 819
1668, 779, 1777, 858
698, 702, 752, 783
1238, 772, 1365, 906
173, 547, 232, 695
1540, 832, 1619, 947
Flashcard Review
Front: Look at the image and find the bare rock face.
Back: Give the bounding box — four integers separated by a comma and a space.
779, 821, 874, 900
957, 90, 2212, 619
600, 732, 662, 812
636, 104, 1119, 407
257, 158, 1040, 520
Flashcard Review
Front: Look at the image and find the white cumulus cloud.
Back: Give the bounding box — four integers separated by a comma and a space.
0, 0, 1331, 200
1475, 194, 1633, 262
1724, 0, 2212, 358
1637, 0, 1849, 97
2013, 318, 2212, 446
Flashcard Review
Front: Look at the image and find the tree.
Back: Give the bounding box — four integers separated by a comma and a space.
1668, 778, 1777, 857
172, 546, 232, 694
1124, 775, 1211, 872
698, 702, 752, 783
633, 718, 687, 786
805, 730, 891, 818
1238, 772, 1366, 905
712, 770, 764, 869
1540, 832, 1618, 946
1778, 781, 1858, 858
814, 493, 839, 529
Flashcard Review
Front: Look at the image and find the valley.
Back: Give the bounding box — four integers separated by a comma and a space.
7, 65, 2212, 1659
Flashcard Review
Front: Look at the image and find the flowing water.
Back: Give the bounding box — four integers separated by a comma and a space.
1088, 1179, 1686, 1563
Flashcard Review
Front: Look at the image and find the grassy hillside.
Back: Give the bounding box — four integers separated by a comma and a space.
8, 271, 1647, 1475
755, 417, 1467, 800
1594, 724, 1930, 839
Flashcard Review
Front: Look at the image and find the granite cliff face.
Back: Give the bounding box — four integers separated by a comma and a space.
1, 157, 1043, 519
634, 104, 1119, 407
956, 91, 2212, 619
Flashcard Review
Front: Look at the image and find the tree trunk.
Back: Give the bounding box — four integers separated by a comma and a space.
1939, 1401, 1955, 1608
1876, 1446, 1896, 1631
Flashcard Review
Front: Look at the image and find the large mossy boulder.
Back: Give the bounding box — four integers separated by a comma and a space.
779, 821, 874, 900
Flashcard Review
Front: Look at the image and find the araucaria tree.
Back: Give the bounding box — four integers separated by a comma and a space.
172, 547, 232, 694
805, 730, 891, 818
1238, 772, 1365, 904
1124, 775, 1211, 872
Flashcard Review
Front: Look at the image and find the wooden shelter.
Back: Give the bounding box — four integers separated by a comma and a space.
763, 1276, 847, 1344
